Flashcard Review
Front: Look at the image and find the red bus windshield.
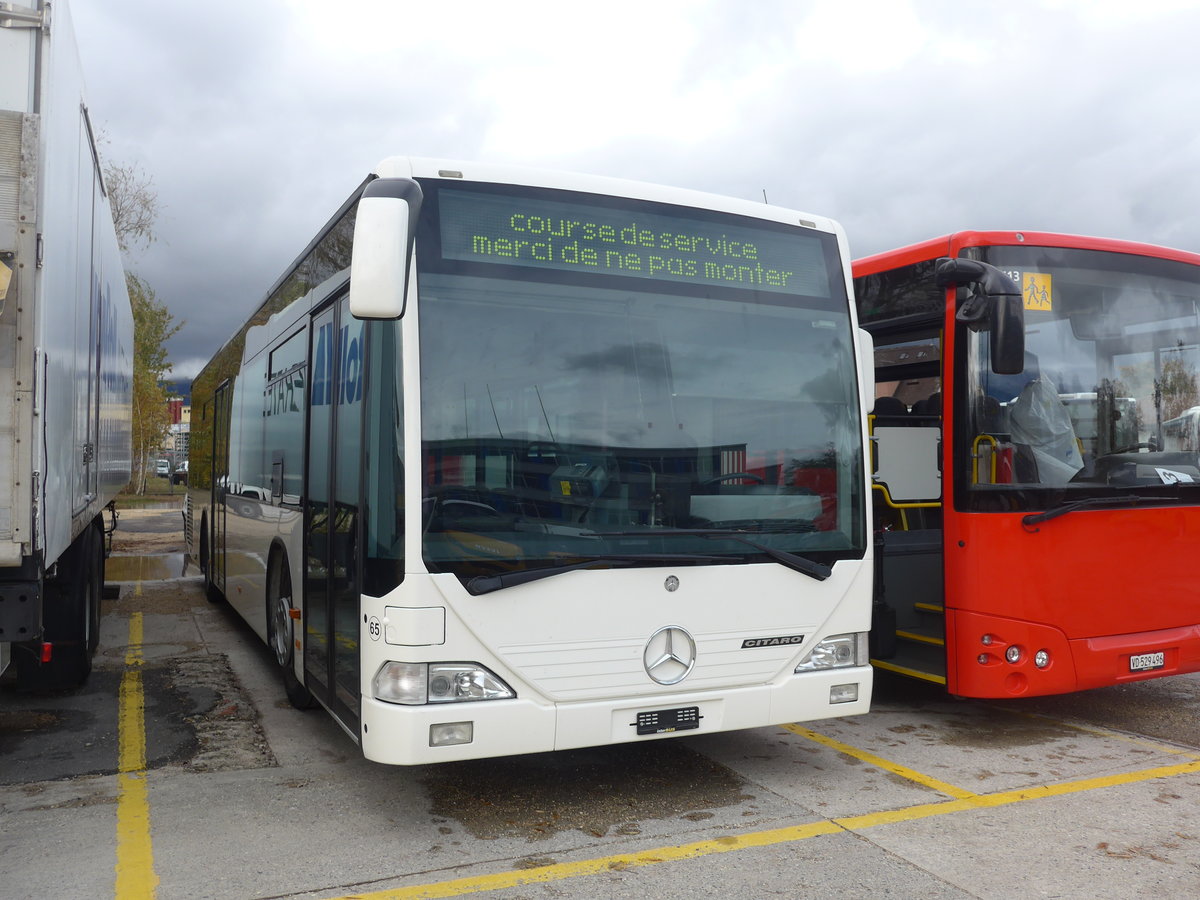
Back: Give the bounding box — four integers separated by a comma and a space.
967, 244, 1200, 501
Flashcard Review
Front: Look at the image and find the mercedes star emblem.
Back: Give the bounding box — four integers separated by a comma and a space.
643, 625, 697, 685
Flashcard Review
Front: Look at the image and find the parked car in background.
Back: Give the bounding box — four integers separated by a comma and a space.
172, 461, 188, 485
156, 459, 171, 478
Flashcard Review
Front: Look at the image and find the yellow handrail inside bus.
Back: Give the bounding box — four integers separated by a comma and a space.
868, 413, 878, 472
871, 483, 941, 531
872, 483, 941, 510
971, 433, 999, 485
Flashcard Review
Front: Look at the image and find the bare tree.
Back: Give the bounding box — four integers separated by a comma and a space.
104, 160, 159, 255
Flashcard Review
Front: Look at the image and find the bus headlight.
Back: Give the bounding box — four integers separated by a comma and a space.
373, 661, 515, 705
795, 633, 868, 671
428, 663, 515, 702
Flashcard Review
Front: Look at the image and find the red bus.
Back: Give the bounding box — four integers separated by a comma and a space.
853, 231, 1200, 698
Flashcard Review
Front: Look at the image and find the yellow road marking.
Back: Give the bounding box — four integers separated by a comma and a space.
837, 757, 1200, 829
115, 611, 159, 899
988, 704, 1200, 760
340, 821, 844, 899
782, 723, 977, 799
339, 756, 1200, 900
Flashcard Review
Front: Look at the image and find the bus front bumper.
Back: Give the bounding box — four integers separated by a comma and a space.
359, 666, 873, 766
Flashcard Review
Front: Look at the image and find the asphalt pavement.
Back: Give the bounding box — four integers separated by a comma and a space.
2, 507, 1199, 898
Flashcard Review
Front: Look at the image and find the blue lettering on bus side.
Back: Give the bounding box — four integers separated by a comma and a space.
312, 320, 362, 408
312, 321, 332, 407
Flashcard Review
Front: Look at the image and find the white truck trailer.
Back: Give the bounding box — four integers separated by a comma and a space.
0, 0, 133, 686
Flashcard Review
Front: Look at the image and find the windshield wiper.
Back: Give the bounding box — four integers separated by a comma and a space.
595, 528, 832, 582
698, 533, 832, 581
465, 553, 724, 595
1022, 494, 1179, 528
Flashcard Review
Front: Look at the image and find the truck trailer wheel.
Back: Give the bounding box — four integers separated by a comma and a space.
17, 522, 103, 689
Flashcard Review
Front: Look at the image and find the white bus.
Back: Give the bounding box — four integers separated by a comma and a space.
187, 158, 874, 765
1162, 406, 1200, 453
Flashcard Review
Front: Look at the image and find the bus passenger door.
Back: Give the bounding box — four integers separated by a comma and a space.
869, 333, 946, 684
305, 296, 364, 735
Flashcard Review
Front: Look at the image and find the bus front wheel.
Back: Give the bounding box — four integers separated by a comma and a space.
266, 548, 314, 710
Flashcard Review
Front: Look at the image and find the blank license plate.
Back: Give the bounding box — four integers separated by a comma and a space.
1130, 651, 1165, 672
634, 706, 700, 735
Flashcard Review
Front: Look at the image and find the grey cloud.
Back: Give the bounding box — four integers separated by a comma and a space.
70, 0, 1200, 380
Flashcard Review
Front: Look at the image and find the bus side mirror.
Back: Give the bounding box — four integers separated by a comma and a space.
349, 178, 423, 320
937, 257, 1025, 375
990, 293, 1024, 375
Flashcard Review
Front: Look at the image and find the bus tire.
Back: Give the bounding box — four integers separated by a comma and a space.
17, 522, 102, 690
267, 547, 314, 710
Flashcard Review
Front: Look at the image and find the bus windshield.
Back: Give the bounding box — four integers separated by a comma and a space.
968, 245, 1200, 498
415, 182, 865, 584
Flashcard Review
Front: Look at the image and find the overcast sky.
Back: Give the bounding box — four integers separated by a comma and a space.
69, 0, 1200, 381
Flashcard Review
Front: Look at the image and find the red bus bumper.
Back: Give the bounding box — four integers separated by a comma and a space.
948, 609, 1200, 698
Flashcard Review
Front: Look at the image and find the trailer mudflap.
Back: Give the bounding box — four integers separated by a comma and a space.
0, 578, 42, 643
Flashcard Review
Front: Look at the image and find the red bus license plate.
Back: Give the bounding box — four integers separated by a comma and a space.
1129, 652, 1165, 672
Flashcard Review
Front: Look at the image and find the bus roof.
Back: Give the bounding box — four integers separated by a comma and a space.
852, 230, 1200, 277
374, 156, 843, 235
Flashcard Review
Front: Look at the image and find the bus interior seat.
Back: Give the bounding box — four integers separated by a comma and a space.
911, 392, 941, 417
873, 395, 909, 420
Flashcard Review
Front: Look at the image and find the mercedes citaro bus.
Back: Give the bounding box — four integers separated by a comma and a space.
188, 158, 875, 764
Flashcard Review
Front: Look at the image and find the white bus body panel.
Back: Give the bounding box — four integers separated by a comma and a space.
0, 1, 133, 665
360, 561, 872, 765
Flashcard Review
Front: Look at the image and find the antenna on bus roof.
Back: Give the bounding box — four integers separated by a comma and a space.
535, 384, 556, 442
487, 384, 504, 438
762, 189, 769, 205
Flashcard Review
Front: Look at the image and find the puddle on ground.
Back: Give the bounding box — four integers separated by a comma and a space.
423, 740, 749, 841
106, 553, 188, 582
937, 712, 1067, 749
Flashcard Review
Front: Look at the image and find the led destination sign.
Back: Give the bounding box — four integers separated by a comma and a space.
438, 188, 830, 296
